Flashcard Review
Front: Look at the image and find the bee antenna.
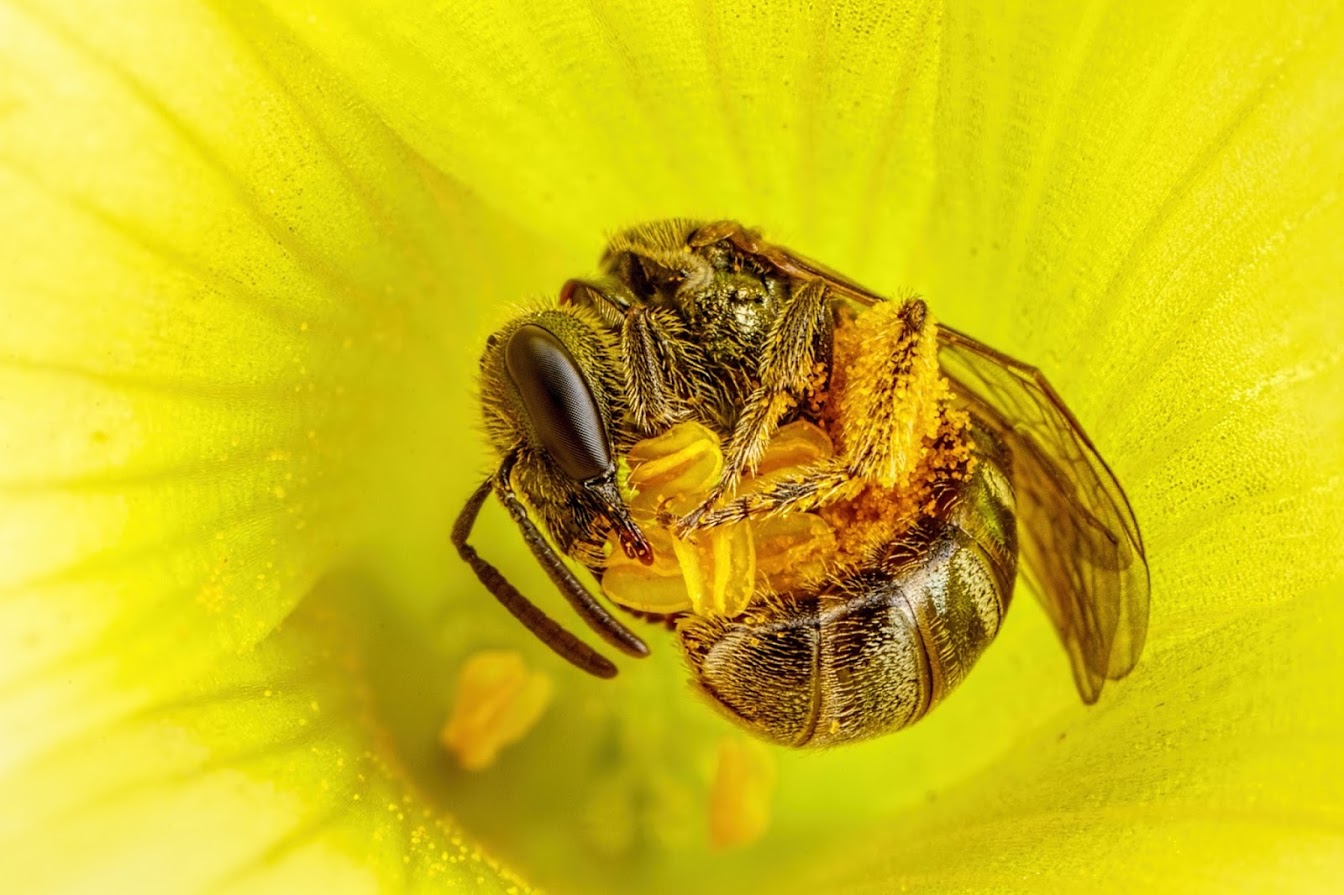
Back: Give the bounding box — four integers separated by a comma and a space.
452, 476, 623, 677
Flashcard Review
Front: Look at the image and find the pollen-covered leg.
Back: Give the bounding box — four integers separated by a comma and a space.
680, 279, 831, 529
683, 298, 960, 538
828, 298, 946, 489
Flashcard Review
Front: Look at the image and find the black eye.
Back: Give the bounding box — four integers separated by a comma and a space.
505, 324, 613, 482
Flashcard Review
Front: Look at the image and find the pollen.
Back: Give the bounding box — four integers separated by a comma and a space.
440, 650, 553, 772
824, 298, 948, 490
603, 421, 751, 615
817, 300, 975, 566
603, 420, 836, 617
708, 735, 776, 850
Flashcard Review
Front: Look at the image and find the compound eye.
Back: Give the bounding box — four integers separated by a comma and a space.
505, 324, 613, 482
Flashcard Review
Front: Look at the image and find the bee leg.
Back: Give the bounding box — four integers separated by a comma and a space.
559, 277, 631, 329
563, 279, 706, 434
680, 279, 831, 530
620, 305, 699, 435
687, 459, 857, 529
493, 452, 650, 658
829, 299, 939, 490
684, 299, 935, 533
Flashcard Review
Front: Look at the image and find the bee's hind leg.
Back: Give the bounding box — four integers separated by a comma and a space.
683, 297, 939, 532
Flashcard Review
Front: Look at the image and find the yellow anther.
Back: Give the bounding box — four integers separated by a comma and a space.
607, 421, 755, 616
440, 650, 553, 771
752, 512, 836, 593
671, 522, 756, 617
626, 420, 722, 516
754, 419, 834, 476
602, 527, 694, 613
708, 735, 776, 850
606, 419, 848, 615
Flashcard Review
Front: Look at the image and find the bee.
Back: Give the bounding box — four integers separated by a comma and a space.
454, 220, 1150, 747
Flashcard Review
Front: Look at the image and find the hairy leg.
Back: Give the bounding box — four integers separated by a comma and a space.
831, 298, 940, 487
682, 298, 937, 532
686, 457, 857, 528
620, 304, 704, 435
679, 278, 832, 530
562, 277, 711, 436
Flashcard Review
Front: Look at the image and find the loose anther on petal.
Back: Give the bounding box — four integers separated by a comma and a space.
708, 735, 777, 850
441, 650, 554, 771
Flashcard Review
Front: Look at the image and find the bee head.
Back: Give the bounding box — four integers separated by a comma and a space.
482, 314, 653, 565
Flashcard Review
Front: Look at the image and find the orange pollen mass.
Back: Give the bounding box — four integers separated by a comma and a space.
602, 298, 975, 619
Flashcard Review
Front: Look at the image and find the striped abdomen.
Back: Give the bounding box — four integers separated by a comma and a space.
679, 423, 1017, 747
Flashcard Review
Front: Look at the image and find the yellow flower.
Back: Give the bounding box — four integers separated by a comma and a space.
2, 1, 1341, 892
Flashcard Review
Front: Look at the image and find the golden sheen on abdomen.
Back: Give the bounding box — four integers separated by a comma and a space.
680, 421, 1016, 748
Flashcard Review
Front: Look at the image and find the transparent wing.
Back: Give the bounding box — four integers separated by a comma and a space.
936, 325, 1150, 703
692, 220, 1150, 703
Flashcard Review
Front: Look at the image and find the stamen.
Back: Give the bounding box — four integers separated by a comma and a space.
603, 420, 845, 616
440, 650, 553, 771
708, 735, 776, 849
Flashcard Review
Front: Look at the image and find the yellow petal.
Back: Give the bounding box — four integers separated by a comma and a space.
287, 0, 1339, 889
4, 0, 1342, 892
0, 1, 559, 889
0, 577, 533, 893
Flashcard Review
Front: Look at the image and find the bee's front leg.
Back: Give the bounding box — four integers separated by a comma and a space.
620, 304, 703, 435
677, 279, 831, 534
563, 277, 713, 437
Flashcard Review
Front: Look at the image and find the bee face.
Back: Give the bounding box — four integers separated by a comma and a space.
456, 220, 1150, 743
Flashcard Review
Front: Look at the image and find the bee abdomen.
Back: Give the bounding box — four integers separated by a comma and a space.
680, 424, 1018, 748
680, 581, 930, 748
680, 600, 823, 747
812, 581, 931, 744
